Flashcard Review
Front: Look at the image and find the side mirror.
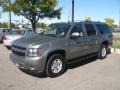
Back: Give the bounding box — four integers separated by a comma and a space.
70, 32, 80, 38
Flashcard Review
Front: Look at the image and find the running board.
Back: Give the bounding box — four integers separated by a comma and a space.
67, 53, 97, 65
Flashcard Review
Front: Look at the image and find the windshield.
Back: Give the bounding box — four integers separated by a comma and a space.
41, 24, 71, 37
10, 30, 35, 35
24, 30, 35, 35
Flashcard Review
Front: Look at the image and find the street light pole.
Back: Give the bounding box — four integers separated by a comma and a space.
72, 0, 74, 23
9, 0, 11, 30
119, 10, 120, 30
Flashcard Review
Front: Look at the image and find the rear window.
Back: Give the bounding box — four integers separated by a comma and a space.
96, 24, 112, 34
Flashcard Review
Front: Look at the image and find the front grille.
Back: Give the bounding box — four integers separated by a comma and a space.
12, 45, 26, 50
12, 45, 26, 56
12, 50, 25, 56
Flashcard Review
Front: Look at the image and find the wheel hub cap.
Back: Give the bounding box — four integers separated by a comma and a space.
51, 59, 62, 74
102, 47, 106, 57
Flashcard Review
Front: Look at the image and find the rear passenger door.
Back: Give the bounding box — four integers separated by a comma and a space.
83, 23, 99, 54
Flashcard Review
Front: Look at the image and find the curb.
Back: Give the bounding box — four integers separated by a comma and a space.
111, 48, 120, 54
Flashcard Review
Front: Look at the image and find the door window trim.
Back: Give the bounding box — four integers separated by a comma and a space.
83, 23, 97, 36
69, 23, 86, 38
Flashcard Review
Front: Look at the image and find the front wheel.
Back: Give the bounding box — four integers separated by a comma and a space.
98, 44, 107, 59
46, 54, 65, 78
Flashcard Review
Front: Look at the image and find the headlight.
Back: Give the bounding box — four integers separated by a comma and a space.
27, 48, 42, 57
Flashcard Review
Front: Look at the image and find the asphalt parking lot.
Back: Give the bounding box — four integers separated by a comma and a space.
0, 44, 120, 90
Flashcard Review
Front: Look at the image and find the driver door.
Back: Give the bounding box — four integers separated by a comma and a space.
68, 24, 87, 59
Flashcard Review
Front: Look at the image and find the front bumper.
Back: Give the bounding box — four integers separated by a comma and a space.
10, 53, 46, 72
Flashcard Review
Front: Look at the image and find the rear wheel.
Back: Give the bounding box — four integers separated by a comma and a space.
98, 44, 107, 59
0, 36, 4, 43
5, 46, 11, 50
46, 54, 65, 78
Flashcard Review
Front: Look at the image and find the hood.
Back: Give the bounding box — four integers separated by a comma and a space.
12, 35, 57, 48
5, 35, 22, 39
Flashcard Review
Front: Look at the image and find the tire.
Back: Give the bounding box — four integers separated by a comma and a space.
98, 44, 107, 59
1, 36, 4, 43
0, 38, 3, 43
6, 46, 11, 50
46, 54, 65, 78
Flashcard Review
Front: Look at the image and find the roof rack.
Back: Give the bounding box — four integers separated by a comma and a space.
68, 20, 105, 23
50, 20, 105, 25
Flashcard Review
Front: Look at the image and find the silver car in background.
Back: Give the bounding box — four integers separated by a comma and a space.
0, 28, 12, 43
3, 29, 36, 49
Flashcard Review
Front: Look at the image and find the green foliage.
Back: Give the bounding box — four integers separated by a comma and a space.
0, 22, 15, 28
0, 22, 8, 28
0, 0, 2, 5
36, 22, 47, 30
85, 16, 91, 21
104, 17, 114, 28
1, 0, 62, 32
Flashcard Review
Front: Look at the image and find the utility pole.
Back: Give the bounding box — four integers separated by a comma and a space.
72, 0, 74, 23
119, 10, 120, 30
9, 0, 11, 30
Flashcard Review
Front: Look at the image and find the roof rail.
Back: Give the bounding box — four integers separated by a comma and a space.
69, 20, 105, 23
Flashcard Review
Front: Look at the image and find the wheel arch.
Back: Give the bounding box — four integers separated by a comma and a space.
45, 49, 66, 69
101, 40, 109, 47
46, 50, 66, 61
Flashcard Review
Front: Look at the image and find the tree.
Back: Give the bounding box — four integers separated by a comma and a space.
0, 22, 3, 28
11, 23, 15, 28
104, 17, 114, 28
85, 16, 91, 21
1, 0, 62, 32
0, 22, 8, 28
36, 22, 46, 30
0, 12, 1, 18
0, 1, 2, 18
0, 0, 2, 5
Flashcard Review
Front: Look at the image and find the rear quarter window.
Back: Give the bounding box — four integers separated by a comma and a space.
96, 24, 112, 34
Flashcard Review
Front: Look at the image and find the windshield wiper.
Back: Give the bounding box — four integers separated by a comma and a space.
39, 34, 57, 37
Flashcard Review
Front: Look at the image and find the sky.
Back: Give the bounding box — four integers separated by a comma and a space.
0, 0, 120, 25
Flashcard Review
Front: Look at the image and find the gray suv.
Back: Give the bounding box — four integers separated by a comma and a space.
10, 21, 113, 77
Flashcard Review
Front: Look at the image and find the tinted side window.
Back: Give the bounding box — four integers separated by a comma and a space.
71, 24, 84, 37
85, 24, 96, 36
8, 29, 12, 32
3, 29, 11, 33
96, 24, 112, 34
3, 29, 6, 32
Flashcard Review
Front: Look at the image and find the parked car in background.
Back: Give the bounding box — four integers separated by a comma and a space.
3, 29, 36, 49
0, 28, 12, 43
